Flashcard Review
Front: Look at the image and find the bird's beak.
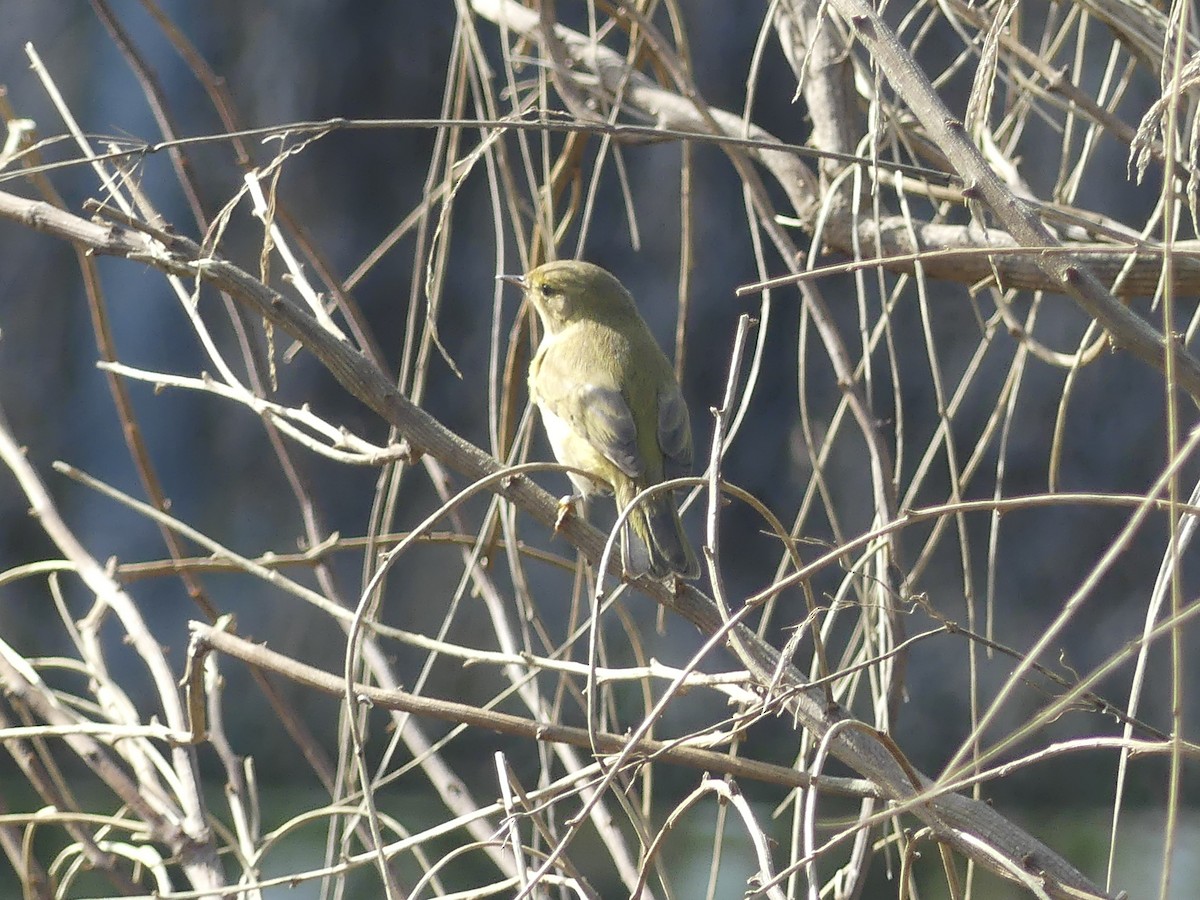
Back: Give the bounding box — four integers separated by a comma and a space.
497, 274, 526, 290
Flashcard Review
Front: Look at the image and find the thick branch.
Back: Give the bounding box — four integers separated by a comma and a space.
822, 215, 1200, 299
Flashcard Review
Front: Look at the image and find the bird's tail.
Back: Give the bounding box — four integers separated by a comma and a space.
617, 483, 699, 581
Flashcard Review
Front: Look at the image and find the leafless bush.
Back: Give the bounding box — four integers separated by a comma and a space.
0, 1, 1196, 897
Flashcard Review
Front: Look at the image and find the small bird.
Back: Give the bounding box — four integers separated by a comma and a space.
500, 260, 699, 581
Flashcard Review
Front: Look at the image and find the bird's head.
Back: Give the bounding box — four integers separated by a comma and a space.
499, 260, 637, 333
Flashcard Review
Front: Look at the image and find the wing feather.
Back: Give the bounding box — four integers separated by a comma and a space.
657, 385, 692, 479
533, 345, 644, 478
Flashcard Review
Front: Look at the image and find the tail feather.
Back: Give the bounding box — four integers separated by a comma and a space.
620, 519, 654, 577
617, 485, 699, 580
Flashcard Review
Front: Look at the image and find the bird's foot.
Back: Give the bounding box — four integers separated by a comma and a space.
554, 494, 582, 533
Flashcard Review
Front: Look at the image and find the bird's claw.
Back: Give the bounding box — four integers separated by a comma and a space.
554, 495, 579, 533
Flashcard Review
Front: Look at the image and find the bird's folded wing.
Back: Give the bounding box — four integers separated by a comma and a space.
657, 385, 693, 479
535, 351, 644, 478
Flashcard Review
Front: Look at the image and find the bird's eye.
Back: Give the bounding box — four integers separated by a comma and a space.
540, 284, 561, 299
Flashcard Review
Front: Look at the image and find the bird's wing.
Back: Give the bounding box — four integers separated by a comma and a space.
657, 384, 693, 479
534, 349, 644, 479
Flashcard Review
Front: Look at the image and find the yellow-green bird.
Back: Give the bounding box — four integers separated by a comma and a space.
501, 260, 699, 581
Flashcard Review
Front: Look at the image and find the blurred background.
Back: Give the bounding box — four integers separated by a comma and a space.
0, 2, 1197, 897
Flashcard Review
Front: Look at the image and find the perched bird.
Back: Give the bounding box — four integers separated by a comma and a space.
500, 260, 699, 581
